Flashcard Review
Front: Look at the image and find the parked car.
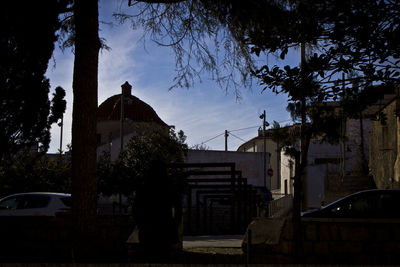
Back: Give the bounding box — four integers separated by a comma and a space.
302, 189, 400, 218
0, 192, 71, 216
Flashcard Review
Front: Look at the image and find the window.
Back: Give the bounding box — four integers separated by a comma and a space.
315, 158, 341, 165
382, 126, 390, 150
284, 180, 288, 195
330, 192, 400, 218
60, 197, 71, 207
0, 197, 18, 210
19, 195, 50, 209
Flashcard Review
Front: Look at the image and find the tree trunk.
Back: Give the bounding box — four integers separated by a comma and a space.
293, 43, 310, 262
292, 150, 303, 259
71, 0, 100, 260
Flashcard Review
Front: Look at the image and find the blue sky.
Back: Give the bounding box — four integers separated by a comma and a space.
46, 1, 300, 153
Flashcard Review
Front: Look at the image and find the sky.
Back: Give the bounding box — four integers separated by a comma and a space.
45, 0, 300, 153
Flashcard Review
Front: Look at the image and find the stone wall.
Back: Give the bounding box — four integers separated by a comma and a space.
246, 217, 400, 264
324, 175, 376, 204
369, 98, 400, 189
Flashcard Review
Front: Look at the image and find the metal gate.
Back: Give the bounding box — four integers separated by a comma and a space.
172, 163, 261, 235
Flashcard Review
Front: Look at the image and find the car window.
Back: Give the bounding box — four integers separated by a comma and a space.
330, 194, 375, 217
378, 192, 400, 218
306, 190, 400, 218
351, 195, 377, 215
0, 197, 18, 210
60, 197, 71, 208
18, 195, 51, 209
330, 199, 352, 217
329, 192, 400, 218
25, 195, 50, 209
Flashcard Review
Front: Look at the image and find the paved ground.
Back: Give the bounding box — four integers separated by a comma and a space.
183, 235, 244, 248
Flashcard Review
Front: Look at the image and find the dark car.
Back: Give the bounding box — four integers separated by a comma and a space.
302, 189, 400, 218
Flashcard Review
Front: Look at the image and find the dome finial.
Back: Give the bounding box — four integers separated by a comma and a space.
121, 81, 132, 96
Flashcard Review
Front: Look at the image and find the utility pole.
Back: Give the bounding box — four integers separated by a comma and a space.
119, 81, 132, 215
119, 86, 125, 215
120, 81, 132, 153
120, 93, 124, 153
59, 115, 63, 162
263, 111, 267, 188
260, 110, 268, 188
225, 130, 229, 151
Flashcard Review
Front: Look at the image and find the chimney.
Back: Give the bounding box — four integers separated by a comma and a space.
121, 81, 132, 96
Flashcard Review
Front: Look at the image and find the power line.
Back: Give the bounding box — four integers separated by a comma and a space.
228, 119, 292, 133
201, 132, 225, 144
199, 118, 293, 145
229, 132, 246, 142
229, 125, 259, 133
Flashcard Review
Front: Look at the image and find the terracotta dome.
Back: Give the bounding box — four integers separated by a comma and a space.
97, 94, 168, 127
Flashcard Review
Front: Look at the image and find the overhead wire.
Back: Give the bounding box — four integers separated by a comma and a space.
229, 132, 246, 142
201, 132, 225, 145
199, 118, 294, 145
229, 125, 259, 132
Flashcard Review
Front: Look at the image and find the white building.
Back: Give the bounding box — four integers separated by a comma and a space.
237, 129, 280, 193
238, 115, 374, 209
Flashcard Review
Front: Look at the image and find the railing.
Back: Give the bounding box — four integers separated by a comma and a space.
267, 194, 293, 218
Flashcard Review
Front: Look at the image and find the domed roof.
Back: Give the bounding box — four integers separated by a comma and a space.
97, 94, 168, 127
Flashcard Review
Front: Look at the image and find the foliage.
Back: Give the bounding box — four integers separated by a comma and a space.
270, 121, 300, 157
0, 0, 67, 163
115, 0, 256, 98
0, 153, 71, 198
190, 143, 211, 150
97, 125, 188, 198
228, 0, 400, 98
97, 125, 187, 248
218, 0, 400, 157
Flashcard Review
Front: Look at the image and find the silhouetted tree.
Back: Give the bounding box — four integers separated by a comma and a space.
0, 153, 72, 197
97, 125, 187, 259
0, 1, 67, 164
97, 125, 187, 201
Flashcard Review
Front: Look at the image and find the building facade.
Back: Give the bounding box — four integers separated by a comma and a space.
237, 129, 280, 192
369, 96, 400, 189
238, 113, 375, 209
